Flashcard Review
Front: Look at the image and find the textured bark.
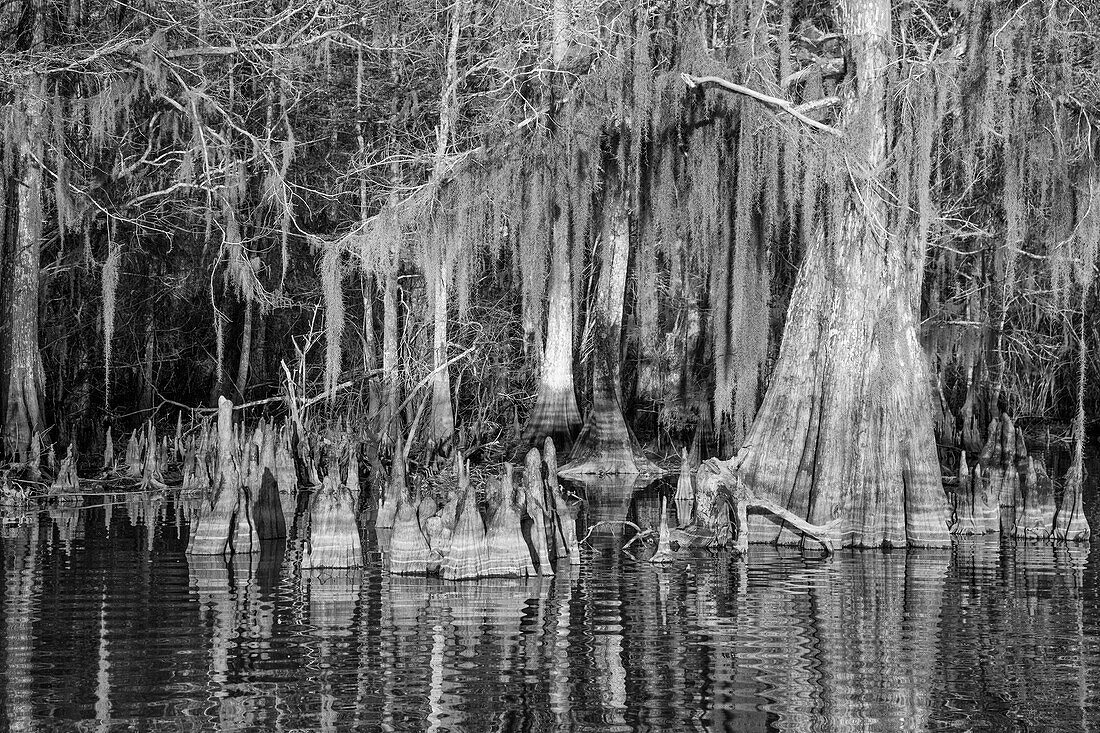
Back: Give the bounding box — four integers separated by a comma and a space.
252, 423, 286, 540
2, 80, 46, 463
425, 0, 467, 460
521, 215, 582, 451
139, 314, 156, 414
709, 0, 949, 548
561, 188, 658, 476
484, 466, 536, 577
521, 4, 582, 452
188, 397, 259, 555
375, 431, 405, 530
388, 483, 434, 575
235, 298, 253, 399
440, 459, 490, 580
523, 447, 554, 575
1054, 455, 1091, 542
429, 268, 455, 456
381, 271, 399, 438
302, 475, 363, 569
1014, 456, 1056, 539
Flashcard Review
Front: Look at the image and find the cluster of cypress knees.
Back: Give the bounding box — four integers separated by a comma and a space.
31, 399, 1085, 573
951, 414, 1090, 541
19, 394, 850, 570
171, 396, 591, 576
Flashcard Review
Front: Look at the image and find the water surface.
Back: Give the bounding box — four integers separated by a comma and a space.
1, 488, 1098, 732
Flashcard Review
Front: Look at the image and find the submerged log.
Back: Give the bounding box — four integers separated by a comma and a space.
484, 465, 536, 577
302, 474, 363, 569
683, 459, 842, 554
441, 457, 490, 580
524, 448, 554, 575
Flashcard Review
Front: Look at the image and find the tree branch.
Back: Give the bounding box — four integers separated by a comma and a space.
681, 73, 842, 138
780, 57, 845, 90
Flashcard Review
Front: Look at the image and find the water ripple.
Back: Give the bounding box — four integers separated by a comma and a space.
0, 503, 1097, 731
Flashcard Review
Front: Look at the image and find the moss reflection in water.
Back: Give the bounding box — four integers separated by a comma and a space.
0, 502, 1096, 731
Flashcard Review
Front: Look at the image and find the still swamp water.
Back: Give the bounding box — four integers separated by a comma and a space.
1, 479, 1098, 732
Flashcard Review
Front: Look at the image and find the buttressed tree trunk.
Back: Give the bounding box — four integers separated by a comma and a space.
561, 182, 658, 476
2, 78, 46, 463
718, 0, 949, 548
521, 213, 582, 450
426, 0, 467, 459
521, 0, 582, 452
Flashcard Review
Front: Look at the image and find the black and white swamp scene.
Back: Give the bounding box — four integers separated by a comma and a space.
1, 0, 1099, 729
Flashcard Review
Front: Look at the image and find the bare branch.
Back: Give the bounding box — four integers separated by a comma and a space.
682, 72, 842, 137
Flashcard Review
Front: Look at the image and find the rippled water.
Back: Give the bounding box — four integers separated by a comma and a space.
2, 487, 1098, 732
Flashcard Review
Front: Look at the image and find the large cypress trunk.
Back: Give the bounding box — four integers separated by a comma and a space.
424, 0, 467, 460
561, 184, 657, 476
2, 81, 46, 463
521, 8, 583, 452
714, 0, 949, 548
521, 214, 582, 450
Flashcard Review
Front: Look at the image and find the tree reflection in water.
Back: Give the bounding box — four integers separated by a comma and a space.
0, 497, 1095, 731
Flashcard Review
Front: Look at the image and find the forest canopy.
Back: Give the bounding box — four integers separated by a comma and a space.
1, 0, 1098, 545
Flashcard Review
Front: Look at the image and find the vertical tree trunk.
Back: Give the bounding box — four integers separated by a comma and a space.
139, 312, 156, 415
379, 27, 403, 446
355, 41, 381, 425
715, 0, 949, 548
425, 0, 467, 458
429, 265, 454, 456
251, 305, 266, 391
381, 269, 399, 441
234, 298, 252, 399
561, 184, 657, 476
360, 274, 380, 418
2, 78, 46, 462
520, 0, 582, 452
521, 213, 582, 450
